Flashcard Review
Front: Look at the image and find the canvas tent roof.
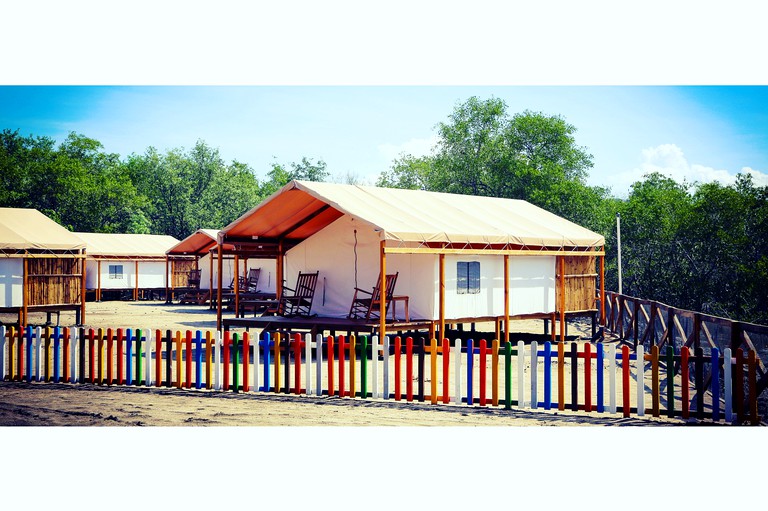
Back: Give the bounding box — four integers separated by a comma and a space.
165, 229, 241, 256
222, 180, 605, 251
75, 232, 179, 258
0, 208, 86, 252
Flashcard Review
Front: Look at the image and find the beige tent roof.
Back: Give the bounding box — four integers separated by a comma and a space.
166, 229, 222, 256
223, 181, 605, 249
75, 232, 179, 258
0, 208, 86, 252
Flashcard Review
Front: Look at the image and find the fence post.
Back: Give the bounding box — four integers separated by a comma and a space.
504, 341, 512, 409
205, 331, 213, 390
621, 345, 630, 417
261, 332, 270, 393
517, 340, 525, 408
453, 338, 461, 405
724, 348, 732, 422
734, 348, 744, 423
558, 341, 565, 411
185, 330, 192, 389
195, 330, 203, 390
666, 345, 674, 419
0, 326, 5, 381
544, 341, 551, 410
293, 333, 301, 395
53, 327, 61, 383
530, 341, 538, 410
608, 344, 616, 414
583, 342, 591, 413
35, 326, 43, 382
406, 336, 414, 403
393, 336, 401, 400
338, 335, 346, 398
126, 328, 133, 386
165, 329, 172, 388
379, 335, 386, 400
136, 328, 143, 386
327, 335, 334, 397
596, 342, 604, 413
651, 345, 659, 417
636, 345, 645, 417
145, 328, 153, 387
748, 350, 758, 425
570, 343, 578, 412
681, 346, 689, 420
156, 329, 163, 388
305, 333, 312, 396
215, 330, 222, 391
70, 328, 78, 383
711, 348, 720, 422
478, 339, 486, 406
360, 335, 366, 399
444, 338, 452, 405
26, 326, 34, 382
431, 337, 438, 405
315, 334, 322, 397
695, 347, 705, 420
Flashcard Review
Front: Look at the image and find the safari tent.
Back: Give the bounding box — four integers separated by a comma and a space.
0, 208, 87, 326
165, 229, 275, 305
217, 180, 606, 340
74, 232, 179, 301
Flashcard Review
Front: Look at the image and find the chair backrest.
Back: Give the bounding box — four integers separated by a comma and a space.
188, 269, 202, 288
247, 268, 260, 287
292, 271, 319, 298
371, 272, 398, 302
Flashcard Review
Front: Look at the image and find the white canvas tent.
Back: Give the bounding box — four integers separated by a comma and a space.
219, 180, 606, 340
75, 232, 179, 301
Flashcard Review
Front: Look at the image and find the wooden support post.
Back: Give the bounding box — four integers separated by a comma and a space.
504, 254, 510, 345
277, 239, 284, 300
22, 257, 28, 329
599, 254, 605, 325
97, 260, 102, 302
380, 240, 387, 341
80, 251, 86, 325
209, 251, 214, 308
165, 256, 170, 303
134, 260, 139, 301
216, 244, 224, 332
439, 253, 445, 342
234, 254, 240, 318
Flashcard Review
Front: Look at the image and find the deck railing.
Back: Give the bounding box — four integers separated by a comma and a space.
0, 324, 761, 425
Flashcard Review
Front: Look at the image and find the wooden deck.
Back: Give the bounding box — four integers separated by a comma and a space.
222, 315, 434, 337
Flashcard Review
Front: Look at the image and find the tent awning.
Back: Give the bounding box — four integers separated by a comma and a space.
0, 208, 86, 252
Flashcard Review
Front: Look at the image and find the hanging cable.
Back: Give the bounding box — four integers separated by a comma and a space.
353, 229, 358, 289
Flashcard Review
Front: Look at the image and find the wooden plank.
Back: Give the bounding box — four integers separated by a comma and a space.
384, 247, 605, 256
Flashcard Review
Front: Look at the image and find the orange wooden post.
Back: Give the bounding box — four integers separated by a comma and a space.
96, 260, 102, 302
504, 254, 510, 345
559, 256, 566, 342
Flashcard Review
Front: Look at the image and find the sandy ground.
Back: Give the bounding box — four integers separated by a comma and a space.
0, 299, 699, 427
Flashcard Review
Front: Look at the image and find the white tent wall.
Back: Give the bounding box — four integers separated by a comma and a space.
387, 252, 437, 321
0, 259, 23, 308
198, 255, 276, 293
85, 260, 170, 289
439, 255, 555, 320
285, 216, 381, 318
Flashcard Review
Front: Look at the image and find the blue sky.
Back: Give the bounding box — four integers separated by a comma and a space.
3, 1, 768, 198
2, 85, 767, 197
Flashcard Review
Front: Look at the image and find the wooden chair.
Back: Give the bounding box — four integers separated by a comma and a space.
268, 271, 319, 317
245, 268, 260, 292
179, 269, 207, 304
187, 269, 201, 289
348, 272, 398, 321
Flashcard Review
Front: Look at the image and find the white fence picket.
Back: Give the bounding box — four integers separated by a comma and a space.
145, 328, 152, 387
724, 348, 733, 422
517, 340, 525, 408
214, 331, 222, 391
373, 335, 380, 399
608, 344, 616, 414
636, 345, 645, 416
452, 340, 461, 404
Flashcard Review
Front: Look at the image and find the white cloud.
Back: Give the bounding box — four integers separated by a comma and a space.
377, 135, 439, 163
605, 143, 768, 197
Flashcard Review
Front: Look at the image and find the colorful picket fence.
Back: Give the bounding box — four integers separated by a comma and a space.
0, 325, 761, 425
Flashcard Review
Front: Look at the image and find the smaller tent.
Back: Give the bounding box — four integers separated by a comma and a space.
74, 232, 179, 301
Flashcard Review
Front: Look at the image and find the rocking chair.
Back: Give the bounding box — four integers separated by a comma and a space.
348, 272, 399, 321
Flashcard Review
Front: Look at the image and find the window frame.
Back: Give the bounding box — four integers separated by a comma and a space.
456, 261, 480, 295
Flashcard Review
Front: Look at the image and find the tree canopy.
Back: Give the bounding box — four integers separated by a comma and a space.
2, 95, 767, 324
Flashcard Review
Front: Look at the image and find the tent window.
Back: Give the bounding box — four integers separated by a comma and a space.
457, 261, 480, 294
108, 264, 123, 279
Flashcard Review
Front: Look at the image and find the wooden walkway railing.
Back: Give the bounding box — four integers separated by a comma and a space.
602, 291, 768, 413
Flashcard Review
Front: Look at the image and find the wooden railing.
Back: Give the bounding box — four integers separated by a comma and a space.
602, 291, 768, 409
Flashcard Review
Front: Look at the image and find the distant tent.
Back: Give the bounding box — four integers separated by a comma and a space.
74, 232, 179, 301
0, 208, 87, 326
